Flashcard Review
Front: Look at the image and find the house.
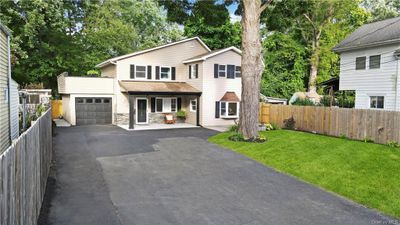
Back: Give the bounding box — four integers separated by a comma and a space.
19, 89, 52, 113
333, 16, 400, 110
0, 21, 19, 152
58, 37, 242, 128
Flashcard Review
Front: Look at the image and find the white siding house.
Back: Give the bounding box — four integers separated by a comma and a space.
59, 37, 242, 128
334, 17, 400, 111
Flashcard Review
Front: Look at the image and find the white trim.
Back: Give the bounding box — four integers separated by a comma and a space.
96, 37, 211, 68
220, 101, 239, 118
190, 99, 197, 112
218, 65, 226, 77
133, 65, 147, 80
136, 97, 148, 124
369, 95, 385, 109
155, 97, 177, 113
182, 46, 242, 64
160, 66, 172, 80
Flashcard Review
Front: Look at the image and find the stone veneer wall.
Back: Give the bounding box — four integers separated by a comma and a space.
149, 113, 185, 124
115, 113, 129, 125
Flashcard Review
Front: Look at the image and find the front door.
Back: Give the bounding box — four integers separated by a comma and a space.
136, 98, 148, 124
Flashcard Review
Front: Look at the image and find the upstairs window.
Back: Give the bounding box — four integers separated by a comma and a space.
370, 96, 384, 109
191, 64, 198, 79
355, 57, 366, 70
218, 65, 226, 77
160, 67, 171, 80
235, 66, 241, 77
369, 55, 381, 69
135, 65, 147, 79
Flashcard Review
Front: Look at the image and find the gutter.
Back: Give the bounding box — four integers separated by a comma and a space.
333, 38, 400, 53
7, 35, 12, 143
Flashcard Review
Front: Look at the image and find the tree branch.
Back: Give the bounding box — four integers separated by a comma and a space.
259, 0, 272, 14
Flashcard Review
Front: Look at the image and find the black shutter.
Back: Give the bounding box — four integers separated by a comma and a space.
215, 101, 220, 118
130, 64, 135, 79
177, 97, 182, 110
195, 64, 199, 78
172, 67, 176, 80
147, 65, 152, 79
151, 97, 156, 112
227, 65, 235, 79
214, 64, 218, 78
189, 65, 192, 79
156, 66, 160, 80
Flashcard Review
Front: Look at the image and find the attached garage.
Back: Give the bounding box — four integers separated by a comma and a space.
75, 97, 112, 125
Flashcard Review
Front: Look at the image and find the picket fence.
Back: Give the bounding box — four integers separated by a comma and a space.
0, 109, 52, 225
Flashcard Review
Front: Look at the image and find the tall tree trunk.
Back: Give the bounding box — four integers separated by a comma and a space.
308, 39, 320, 93
239, 0, 265, 139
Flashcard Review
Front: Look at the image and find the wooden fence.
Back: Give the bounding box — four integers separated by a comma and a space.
51, 100, 62, 119
0, 109, 52, 225
260, 104, 400, 145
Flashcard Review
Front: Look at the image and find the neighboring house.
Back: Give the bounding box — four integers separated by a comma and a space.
58, 37, 242, 128
19, 89, 51, 113
259, 93, 287, 105
333, 16, 400, 111
0, 22, 19, 152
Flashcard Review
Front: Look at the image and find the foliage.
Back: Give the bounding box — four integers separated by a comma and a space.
86, 70, 99, 77
336, 91, 355, 108
283, 116, 296, 130
228, 132, 244, 142
270, 123, 280, 130
261, 32, 307, 99
229, 124, 239, 132
320, 95, 334, 107
265, 124, 274, 131
176, 110, 186, 119
362, 0, 400, 21
228, 132, 267, 143
291, 98, 315, 106
0, 0, 182, 90
209, 130, 400, 218
387, 140, 400, 148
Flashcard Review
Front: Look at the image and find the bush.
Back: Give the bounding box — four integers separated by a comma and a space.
229, 124, 239, 132
228, 132, 267, 143
228, 132, 244, 142
320, 95, 334, 107
387, 140, 399, 148
283, 116, 296, 130
291, 98, 315, 106
176, 110, 186, 119
270, 123, 280, 130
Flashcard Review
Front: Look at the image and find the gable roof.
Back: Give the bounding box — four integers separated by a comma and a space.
333, 17, 400, 53
96, 37, 211, 68
119, 81, 201, 94
182, 46, 242, 64
0, 21, 11, 36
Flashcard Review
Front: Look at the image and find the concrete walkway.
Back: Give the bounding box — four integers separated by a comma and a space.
40, 125, 397, 225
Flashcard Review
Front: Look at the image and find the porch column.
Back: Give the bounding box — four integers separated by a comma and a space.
196, 95, 200, 126
129, 94, 135, 129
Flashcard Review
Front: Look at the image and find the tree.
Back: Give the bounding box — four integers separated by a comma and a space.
362, 0, 400, 21
261, 32, 307, 99
239, 0, 272, 139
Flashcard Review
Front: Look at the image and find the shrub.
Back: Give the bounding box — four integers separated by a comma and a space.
86, 70, 100, 77
387, 140, 399, 148
292, 98, 315, 106
228, 132, 244, 142
320, 95, 334, 107
265, 123, 274, 131
270, 123, 280, 130
283, 116, 296, 130
176, 110, 186, 119
229, 124, 239, 132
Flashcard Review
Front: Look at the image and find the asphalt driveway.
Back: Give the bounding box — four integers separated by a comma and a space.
40, 125, 396, 225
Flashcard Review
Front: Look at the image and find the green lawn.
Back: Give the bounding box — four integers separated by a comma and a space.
209, 130, 400, 218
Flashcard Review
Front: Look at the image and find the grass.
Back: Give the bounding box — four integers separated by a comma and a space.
209, 130, 400, 218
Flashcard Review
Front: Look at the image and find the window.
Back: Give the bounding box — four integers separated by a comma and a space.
86, 98, 93, 103
135, 65, 146, 78
160, 67, 171, 80
156, 97, 177, 113
95, 99, 102, 103
235, 66, 241, 77
370, 96, 384, 109
355, 57, 366, 70
190, 64, 198, 79
218, 65, 226, 77
220, 102, 239, 118
104, 99, 110, 103
369, 55, 381, 69
190, 99, 197, 112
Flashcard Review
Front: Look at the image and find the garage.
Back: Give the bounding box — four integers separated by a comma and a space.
75, 97, 112, 125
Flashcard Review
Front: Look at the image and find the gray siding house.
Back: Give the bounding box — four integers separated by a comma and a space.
0, 21, 19, 152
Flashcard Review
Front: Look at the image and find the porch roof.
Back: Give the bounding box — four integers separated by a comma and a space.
119, 81, 201, 95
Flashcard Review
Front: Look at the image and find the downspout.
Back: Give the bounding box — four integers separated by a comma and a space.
7, 35, 12, 142
395, 49, 400, 111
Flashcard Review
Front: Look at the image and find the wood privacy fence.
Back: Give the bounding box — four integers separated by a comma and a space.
51, 100, 62, 119
0, 109, 52, 225
260, 104, 400, 145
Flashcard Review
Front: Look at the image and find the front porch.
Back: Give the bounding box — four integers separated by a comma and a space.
118, 123, 198, 131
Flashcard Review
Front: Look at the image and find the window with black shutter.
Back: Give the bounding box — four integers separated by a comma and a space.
235, 66, 241, 77
227, 65, 235, 79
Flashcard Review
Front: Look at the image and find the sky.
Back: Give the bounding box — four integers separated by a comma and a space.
227, 2, 241, 23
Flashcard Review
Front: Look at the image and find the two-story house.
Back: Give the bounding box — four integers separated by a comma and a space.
333, 16, 400, 111
58, 37, 242, 129
0, 21, 19, 152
